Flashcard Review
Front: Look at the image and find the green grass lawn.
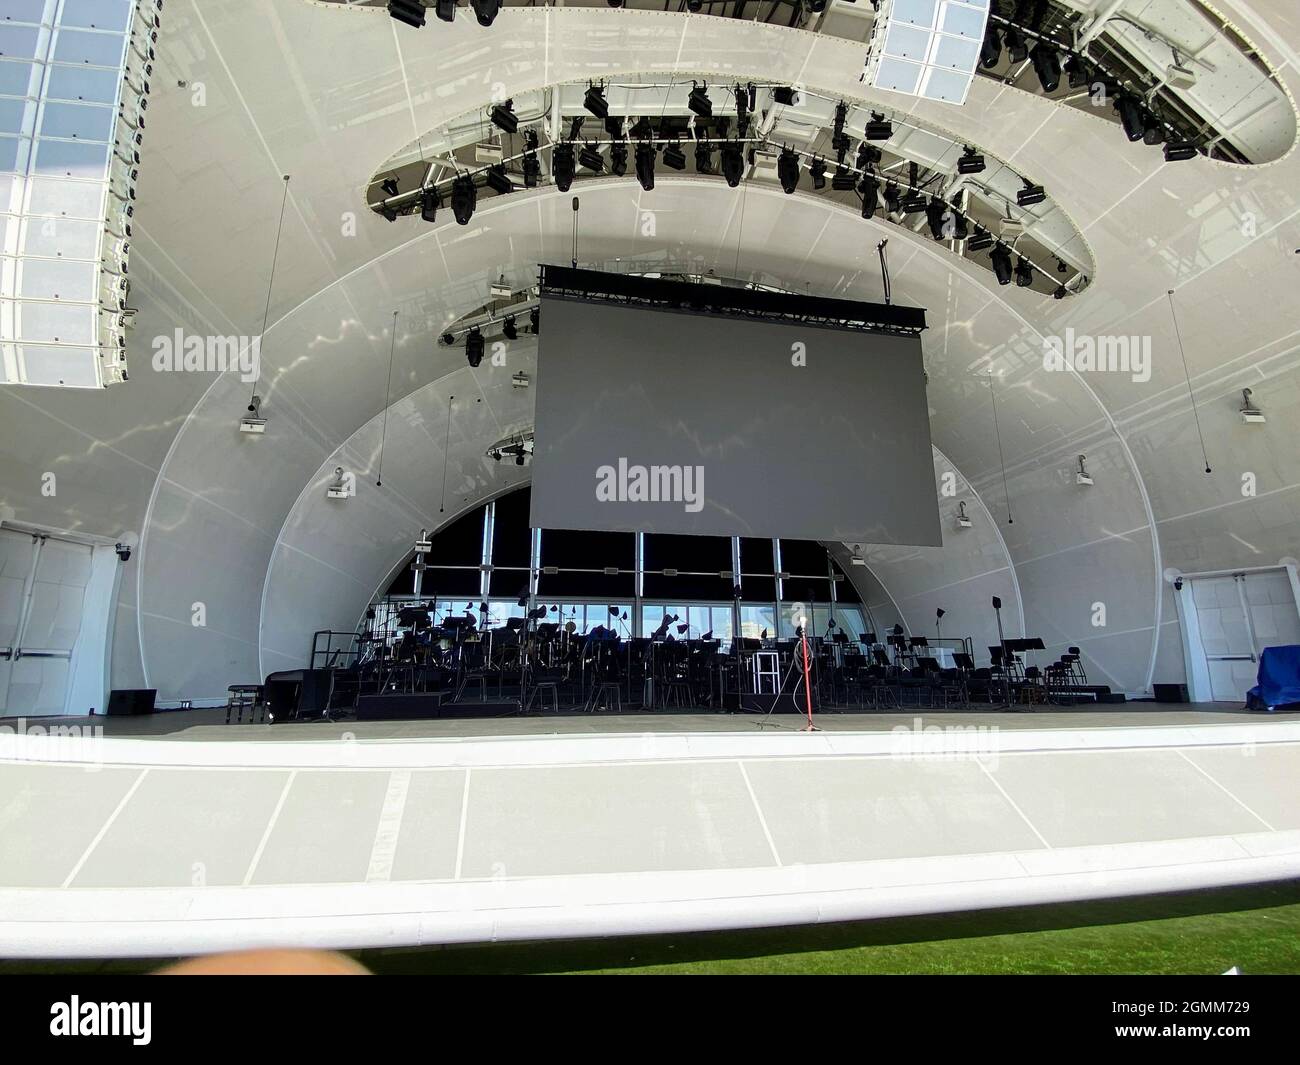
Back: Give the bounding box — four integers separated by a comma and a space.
9, 880, 1297, 976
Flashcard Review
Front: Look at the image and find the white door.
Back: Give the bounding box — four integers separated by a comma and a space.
1191, 571, 1300, 702
0, 528, 93, 716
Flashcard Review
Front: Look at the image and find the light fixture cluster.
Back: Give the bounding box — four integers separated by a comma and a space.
487, 432, 535, 467
388, 0, 501, 28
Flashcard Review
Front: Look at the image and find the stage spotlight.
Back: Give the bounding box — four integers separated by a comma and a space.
990, 243, 1013, 285
1064, 53, 1089, 89
952, 212, 969, 240
522, 129, 540, 187
503, 315, 517, 341
721, 140, 744, 187
420, 187, 440, 222
380, 204, 397, 222
579, 142, 604, 172
865, 114, 893, 140
687, 0, 703, 9
1030, 41, 1061, 92
635, 140, 656, 190
610, 138, 628, 176
1115, 94, 1146, 142
926, 198, 947, 239
451, 174, 476, 224
440, 331, 455, 346
1164, 140, 1200, 162
583, 82, 608, 120
1143, 112, 1166, 145
695, 139, 714, 175
777, 147, 800, 193
388, 0, 426, 28
530, 306, 540, 333
688, 82, 712, 119
465, 327, 484, 367
662, 140, 686, 170
606, 0, 623, 6
1016, 181, 1046, 207
772, 86, 798, 106
1053, 284, 1067, 300
486, 164, 512, 195
381, 176, 399, 197
552, 141, 575, 190
980, 24, 1001, 68
490, 100, 517, 135
832, 165, 856, 191
1015, 256, 1034, 287
469, 0, 499, 25
832, 101, 849, 153
967, 226, 994, 251
859, 172, 879, 218
900, 192, 928, 214
856, 142, 882, 168
435, 0, 455, 22
809, 156, 826, 190
515, 453, 525, 466
883, 180, 901, 215
1057, 258, 1068, 274
1005, 27, 1028, 64
958, 146, 985, 174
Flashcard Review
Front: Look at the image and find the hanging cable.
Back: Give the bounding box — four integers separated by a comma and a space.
248, 174, 291, 406
376, 310, 398, 487
439, 394, 454, 514
1167, 289, 1212, 474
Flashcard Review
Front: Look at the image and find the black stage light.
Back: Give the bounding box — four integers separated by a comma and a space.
901, 192, 929, 214
380, 204, 397, 222
884, 180, 901, 215
420, 187, 440, 222
980, 24, 1002, 68
503, 315, 517, 340
1016, 181, 1046, 207
635, 140, 656, 189
695, 139, 714, 175
806, 0, 826, 10
1005, 27, 1028, 64
952, 212, 969, 240
856, 143, 882, 168
1143, 113, 1166, 145
515, 453, 525, 466
926, 198, 948, 239
735, 82, 752, 128
606, 0, 623, 7
958, 145, 985, 174
1015, 256, 1034, 287
967, 225, 994, 251
688, 82, 712, 119
529, 306, 539, 333
388, 0, 426, 28
440, 332, 455, 346
832, 101, 849, 153
381, 176, 400, 197
662, 140, 686, 170
1030, 41, 1061, 93
865, 115, 893, 141
777, 147, 800, 193
610, 138, 628, 176
552, 141, 575, 190
1064, 53, 1089, 89
990, 243, 1013, 285
486, 164, 512, 195
465, 327, 484, 367
1116, 93, 1146, 142
1164, 139, 1200, 162
522, 129, 540, 187
809, 156, 826, 190
435, 0, 456, 22
859, 171, 879, 218
772, 86, 798, 106
583, 82, 608, 120
721, 140, 744, 187
1057, 258, 1068, 273
1053, 284, 1067, 300
579, 142, 604, 172
451, 174, 476, 224
832, 165, 856, 191
470, 0, 499, 26
490, 99, 517, 134
687, 0, 702, 9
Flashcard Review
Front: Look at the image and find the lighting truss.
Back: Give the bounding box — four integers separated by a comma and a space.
865, 0, 992, 106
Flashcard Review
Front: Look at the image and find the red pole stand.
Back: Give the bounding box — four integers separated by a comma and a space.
799, 629, 818, 732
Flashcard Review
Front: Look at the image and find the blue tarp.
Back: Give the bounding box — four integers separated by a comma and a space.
1245, 645, 1300, 711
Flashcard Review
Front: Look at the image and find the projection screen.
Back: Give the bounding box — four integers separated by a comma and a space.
529, 295, 941, 546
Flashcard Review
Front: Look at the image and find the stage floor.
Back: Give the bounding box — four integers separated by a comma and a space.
7, 701, 1274, 743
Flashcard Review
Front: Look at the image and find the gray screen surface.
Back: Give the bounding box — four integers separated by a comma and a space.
529, 296, 941, 545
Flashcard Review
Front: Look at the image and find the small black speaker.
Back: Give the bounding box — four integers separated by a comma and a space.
1153, 683, 1189, 703
105, 688, 157, 716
